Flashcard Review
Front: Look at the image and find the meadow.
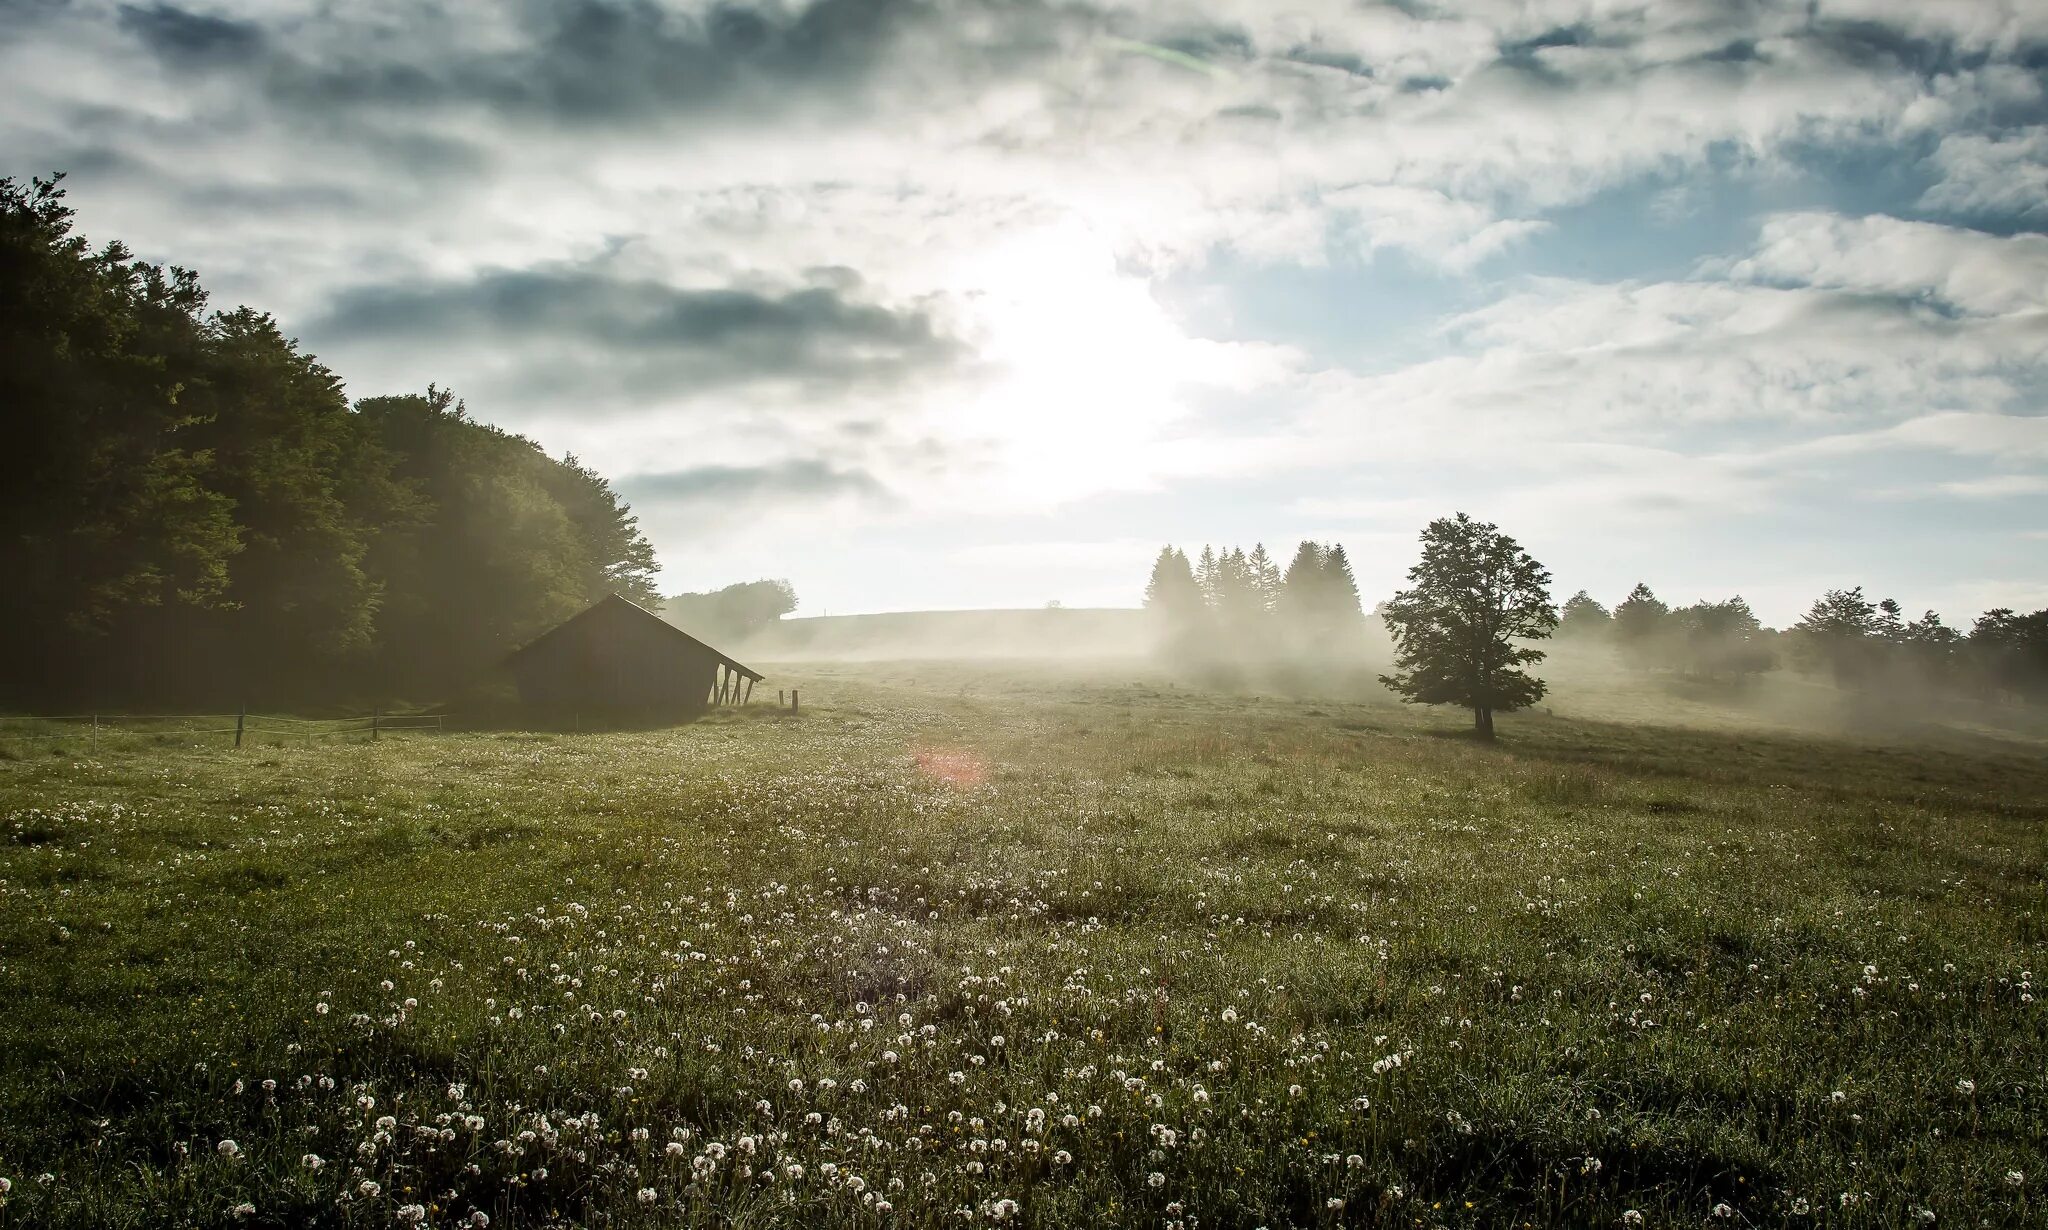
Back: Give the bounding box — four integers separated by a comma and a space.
1, 661, 2043, 1228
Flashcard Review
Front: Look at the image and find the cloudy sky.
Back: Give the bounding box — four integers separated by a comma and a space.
6, 0, 2047, 623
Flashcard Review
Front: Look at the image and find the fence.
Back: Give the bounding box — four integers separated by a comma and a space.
0, 710, 447, 752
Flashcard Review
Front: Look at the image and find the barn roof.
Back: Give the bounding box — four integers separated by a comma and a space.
504, 593, 765, 681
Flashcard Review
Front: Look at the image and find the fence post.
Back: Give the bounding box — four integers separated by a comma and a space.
791, 689, 799, 714
92, 715, 99, 753
234, 706, 245, 749
372, 706, 381, 742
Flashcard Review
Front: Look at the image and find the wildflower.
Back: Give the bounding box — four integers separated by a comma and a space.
302, 1154, 324, 1171
1147, 1172, 1166, 1189
991, 1198, 1020, 1219
469, 1216, 490, 1229
1622, 1213, 1644, 1226
0, 1177, 10, 1195
638, 1188, 658, 1206
1326, 1197, 1345, 1211
397, 1205, 427, 1226
1713, 1203, 1732, 1218
1956, 1079, 1976, 1095
1790, 1197, 1810, 1215
230, 1203, 255, 1219
2005, 1171, 2025, 1188
216, 1139, 241, 1160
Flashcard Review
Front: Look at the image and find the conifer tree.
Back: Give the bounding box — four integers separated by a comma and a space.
1322, 544, 1364, 629
1247, 543, 1281, 612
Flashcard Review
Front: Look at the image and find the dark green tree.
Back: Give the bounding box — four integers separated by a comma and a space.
1321, 544, 1364, 632
1968, 608, 2048, 702
1610, 582, 1670, 668
1791, 586, 1887, 687
663, 580, 798, 642
1670, 597, 1773, 680
1557, 590, 1611, 637
1379, 513, 1557, 738
0, 173, 242, 699
1246, 543, 1281, 612
1141, 546, 1206, 660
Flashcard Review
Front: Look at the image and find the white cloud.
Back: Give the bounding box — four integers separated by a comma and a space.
1922, 127, 2048, 218
1728, 212, 2048, 316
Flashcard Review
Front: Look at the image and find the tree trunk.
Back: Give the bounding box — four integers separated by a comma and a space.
1474, 706, 1494, 739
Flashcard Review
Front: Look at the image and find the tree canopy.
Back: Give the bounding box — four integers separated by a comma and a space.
0, 173, 660, 708
1379, 513, 1557, 737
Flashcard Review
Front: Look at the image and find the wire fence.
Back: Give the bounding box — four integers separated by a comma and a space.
0, 710, 448, 752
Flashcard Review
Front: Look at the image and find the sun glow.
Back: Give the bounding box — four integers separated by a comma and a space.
946, 219, 1272, 505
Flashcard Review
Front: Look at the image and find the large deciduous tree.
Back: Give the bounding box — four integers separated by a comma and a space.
1379, 513, 1557, 738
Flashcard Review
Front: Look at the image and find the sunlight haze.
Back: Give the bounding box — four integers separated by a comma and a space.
4, 0, 2044, 622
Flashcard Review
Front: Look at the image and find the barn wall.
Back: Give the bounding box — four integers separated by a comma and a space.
510, 602, 722, 713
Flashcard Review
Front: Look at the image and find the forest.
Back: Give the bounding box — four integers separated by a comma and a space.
1141, 543, 2048, 705
0, 175, 660, 709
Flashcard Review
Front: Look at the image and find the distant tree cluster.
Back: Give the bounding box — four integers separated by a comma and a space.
662, 579, 798, 643
1561, 585, 1776, 682
1143, 541, 1364, 677
1561, 580, 2048, 702
1, 174, 659, 708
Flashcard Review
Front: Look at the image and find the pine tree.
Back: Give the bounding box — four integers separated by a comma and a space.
1791, 587, 1886, 686
1558, 590, 1611, 637
1276, 541, 1326, 639
1611, 583, 1670, 669
1321, 544, 1364, 630
1247, 543, 1281, 612
1142, 546, 1207, 659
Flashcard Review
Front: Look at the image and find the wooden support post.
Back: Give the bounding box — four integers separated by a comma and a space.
372, 706, 381, 741
791, 689, 799, 714
92, 714, 100, 753
744, 678, 753, 705
233, 707, 244, 749
778, 689, 785, 707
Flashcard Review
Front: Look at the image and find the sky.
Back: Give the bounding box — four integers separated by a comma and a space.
4, 0, 2046, 626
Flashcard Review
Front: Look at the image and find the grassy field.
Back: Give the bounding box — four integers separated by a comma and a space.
1, 662, 2043, 1228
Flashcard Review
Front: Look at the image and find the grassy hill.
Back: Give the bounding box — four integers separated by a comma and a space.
733, 607, 1152, 660
0, 662, 2042, 1227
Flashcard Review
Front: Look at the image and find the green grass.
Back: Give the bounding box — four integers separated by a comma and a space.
0, 663, 2042, 1228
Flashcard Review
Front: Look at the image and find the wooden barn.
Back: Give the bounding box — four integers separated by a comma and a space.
503, 594, 764, 715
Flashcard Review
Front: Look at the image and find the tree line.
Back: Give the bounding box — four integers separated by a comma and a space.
1143, 541, 1365, 678
662, 579, 798, 644
1145, 515, 2048, 735
1, 174, 660, 708
1559, 584, 2048, 702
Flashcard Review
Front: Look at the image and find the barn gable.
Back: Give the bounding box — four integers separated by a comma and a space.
503, 594, 763, 713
